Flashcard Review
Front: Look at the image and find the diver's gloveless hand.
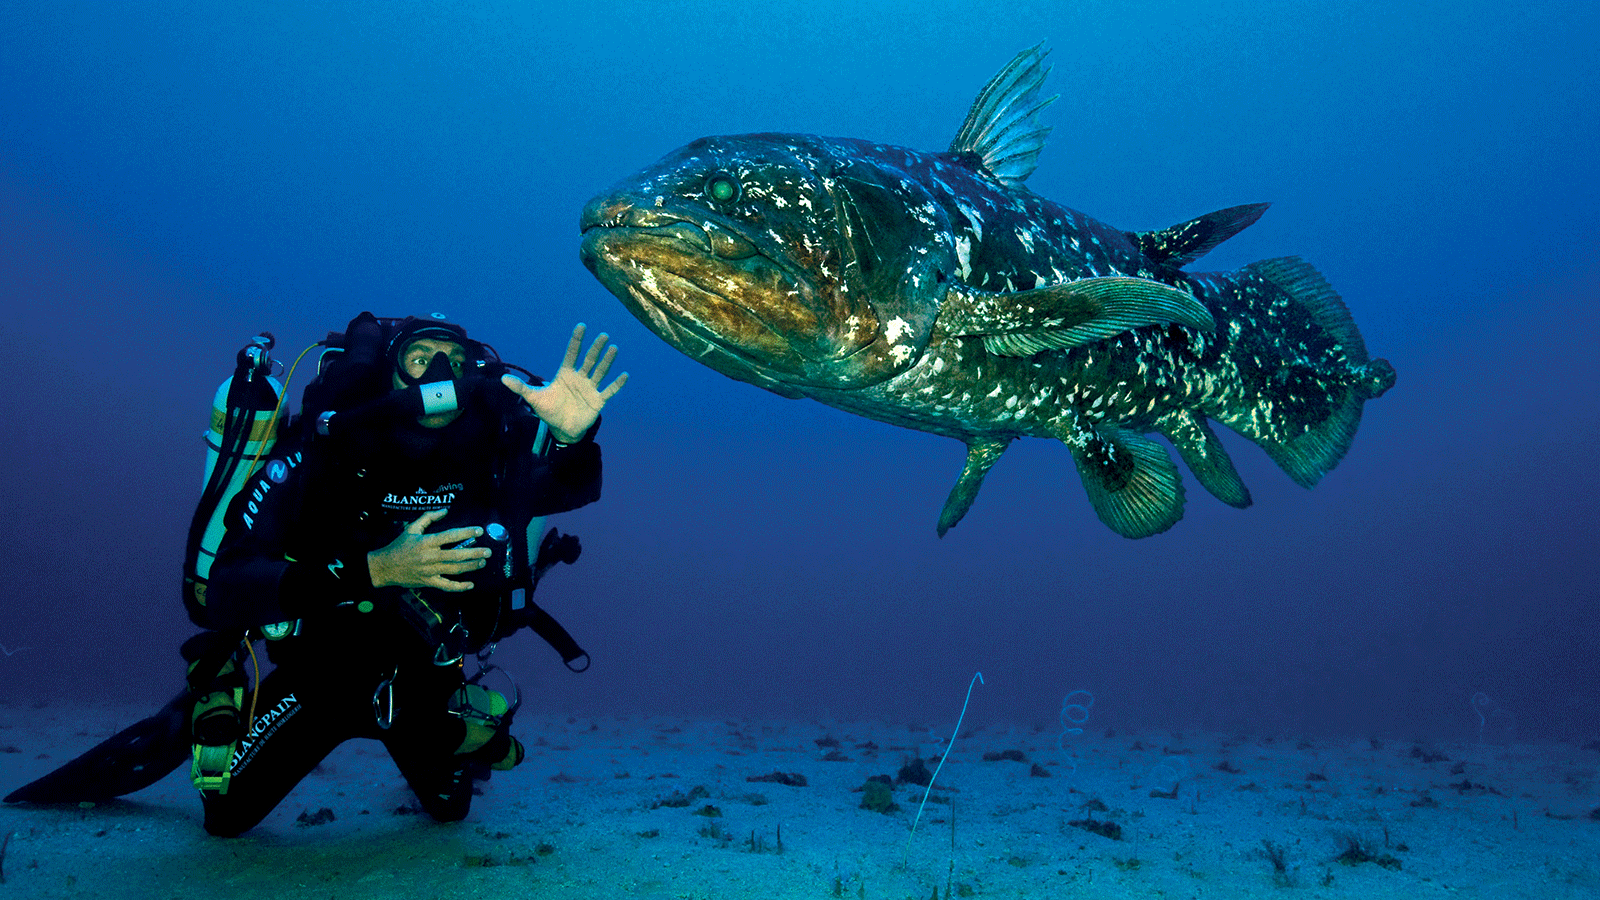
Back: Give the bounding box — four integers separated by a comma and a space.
366, 508, 491, 592
501, 323, 628, 444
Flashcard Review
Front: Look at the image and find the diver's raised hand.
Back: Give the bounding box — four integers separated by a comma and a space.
500, 323, 628, 444
367, 508, 491, 592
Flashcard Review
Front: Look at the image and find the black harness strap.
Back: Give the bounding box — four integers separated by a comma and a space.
517, 598, 590, 672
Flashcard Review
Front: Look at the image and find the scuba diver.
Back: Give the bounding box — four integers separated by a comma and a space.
5, 313, 627, 836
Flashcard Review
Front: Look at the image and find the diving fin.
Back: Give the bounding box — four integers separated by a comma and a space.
4, 688, 191, 804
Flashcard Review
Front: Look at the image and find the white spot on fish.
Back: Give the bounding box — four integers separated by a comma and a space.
958, 202, 985, 243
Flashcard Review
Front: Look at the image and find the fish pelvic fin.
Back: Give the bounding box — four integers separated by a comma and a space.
1243, 257, 1397, 487
1058, 419, 1185, 539
1128, 203, 1271, 269
937, 438, 1011, 536
939, 276, 1214, 357
948, 43, 1058, 187
1156, 410, 1252, 508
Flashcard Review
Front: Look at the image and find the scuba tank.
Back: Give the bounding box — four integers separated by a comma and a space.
182, 333, 284, 623
181, 332, 282, 796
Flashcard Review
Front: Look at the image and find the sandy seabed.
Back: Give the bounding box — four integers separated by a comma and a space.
1, 702, 1597, 899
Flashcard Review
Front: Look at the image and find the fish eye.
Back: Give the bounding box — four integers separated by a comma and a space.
706, 172, 740, 203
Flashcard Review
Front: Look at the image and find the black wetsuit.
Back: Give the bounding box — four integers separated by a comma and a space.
196, 401, 601, 837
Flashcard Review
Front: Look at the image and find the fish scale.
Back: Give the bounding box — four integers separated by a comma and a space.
580, 45, 1395, 538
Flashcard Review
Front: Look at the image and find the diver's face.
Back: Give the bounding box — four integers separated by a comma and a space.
394, 338, 468, 428
397, 338, 467, 381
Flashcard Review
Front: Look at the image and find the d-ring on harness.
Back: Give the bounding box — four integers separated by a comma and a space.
373, 666, 399, 730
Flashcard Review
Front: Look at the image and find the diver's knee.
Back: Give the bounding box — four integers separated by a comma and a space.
427, 801, 471, 823
202, 813, 254, 838
464, 731, 525, 771
419, 787, 472, 823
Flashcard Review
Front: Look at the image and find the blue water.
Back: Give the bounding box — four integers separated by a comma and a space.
1, 0, 1596, 744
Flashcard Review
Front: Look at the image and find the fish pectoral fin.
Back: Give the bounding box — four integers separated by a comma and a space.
1156, 411, 1252, 508
940, 277, 1215, 357
936, 438, 1012, 536
1127, 203, 1271, 269
1061, 424, 1185, 539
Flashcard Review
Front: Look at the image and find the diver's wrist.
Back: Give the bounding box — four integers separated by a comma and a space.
365, 549, 390, 588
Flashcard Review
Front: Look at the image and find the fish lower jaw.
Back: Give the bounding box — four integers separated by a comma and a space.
599, 267, 814, 383
651, 221, 759, 260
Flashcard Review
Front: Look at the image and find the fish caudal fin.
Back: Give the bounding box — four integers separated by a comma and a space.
1060, 420, 1186, 538
1242, 258, 1397, 488
1248, 257, 1368, 361
948, 44, 1058, 186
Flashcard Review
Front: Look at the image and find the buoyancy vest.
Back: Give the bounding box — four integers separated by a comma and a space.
185, 312, 591, 669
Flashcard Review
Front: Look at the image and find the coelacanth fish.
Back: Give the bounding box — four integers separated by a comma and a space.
580, 44, 1396, 539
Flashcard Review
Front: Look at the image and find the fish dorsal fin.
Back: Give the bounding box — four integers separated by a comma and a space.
949, 43, 1058, 186
939, 276, 1215, 356
1127, 203, 1271, 268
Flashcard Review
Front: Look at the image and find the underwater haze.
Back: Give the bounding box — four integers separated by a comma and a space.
1, 0, 1597, 745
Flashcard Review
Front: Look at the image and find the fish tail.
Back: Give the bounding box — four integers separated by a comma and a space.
1242, 257, 1397, 488
1354, 357, 1398, 400
1246, 257, 1369, 360
1260, 390, 1364, 489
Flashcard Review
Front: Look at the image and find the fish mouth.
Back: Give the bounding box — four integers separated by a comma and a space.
579, 195, 825, 385
580, 197, 762, 261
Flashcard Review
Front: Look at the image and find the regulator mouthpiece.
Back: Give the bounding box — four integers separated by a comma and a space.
416, 351, 462, 416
